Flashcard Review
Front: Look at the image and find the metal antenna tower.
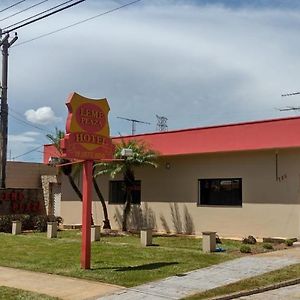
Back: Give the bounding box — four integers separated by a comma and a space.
279, 91, 300, 112
117, 116, 151, 135
156, 115, 168, 131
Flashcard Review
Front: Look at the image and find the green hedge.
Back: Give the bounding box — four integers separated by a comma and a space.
0, 215, 63, 233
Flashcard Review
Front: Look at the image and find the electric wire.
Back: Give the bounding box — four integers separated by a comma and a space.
12, 0, 143, 47
0, 1, 26, 14
9, 113, 56, 135
12, 144, 43, 160
3, 0, 86, 34
8, 108, 56, 135
3, 0, 75, 31
0, 0, 49, 23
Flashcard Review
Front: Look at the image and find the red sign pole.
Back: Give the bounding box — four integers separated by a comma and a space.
61, 93, 115, 269
81, 159, 93, 269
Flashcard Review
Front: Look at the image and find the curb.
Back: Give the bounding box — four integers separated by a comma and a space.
207, 277, 300, 300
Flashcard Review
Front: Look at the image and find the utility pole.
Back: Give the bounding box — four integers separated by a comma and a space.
0, 29, 18, 188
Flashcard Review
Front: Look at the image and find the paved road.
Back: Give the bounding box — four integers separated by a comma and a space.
237, 283, 300, 299
99, 249, 300, 300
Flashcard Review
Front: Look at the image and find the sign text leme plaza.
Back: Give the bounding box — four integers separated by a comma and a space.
60, 92, 115, 269
60, 93, 115, 161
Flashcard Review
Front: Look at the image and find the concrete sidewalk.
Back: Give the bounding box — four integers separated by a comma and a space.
1, 248, 300, 300
0, 266, 124, 300
237, 283, 300, 299
99, 248, 300, 300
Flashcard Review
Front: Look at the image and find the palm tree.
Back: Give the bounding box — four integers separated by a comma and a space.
94, 139, 158, 231
46, 128, 82, 200
46, 128, 111, 229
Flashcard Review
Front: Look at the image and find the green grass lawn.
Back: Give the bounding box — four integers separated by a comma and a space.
0, 286, 60, 300
0, 231, 271, 287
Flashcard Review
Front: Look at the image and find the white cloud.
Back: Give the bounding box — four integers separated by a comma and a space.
9, 134, 36, 143
24, 107, 61, 125
4, 0, 300, 142
22, 131, 41, 137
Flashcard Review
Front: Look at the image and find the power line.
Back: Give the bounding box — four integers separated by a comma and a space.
9, 113, 56, 135
13, 0, 143, 47
8, 108, 56, 135
0, 0, 49, 22
3, 0, 75, 31
0, 1, 26, 14
12, 144, 43, 160
3, 0, 86, 34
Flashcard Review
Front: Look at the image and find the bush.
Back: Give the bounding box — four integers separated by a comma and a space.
242, 235, 257, 245
0, 215, 12, 232
263, 243, 273, 250
285, 239, 294, 247
0, 215, 64, 233
32, 215, 48, 232
240, 245, 252, 253
55, 216, 63, 227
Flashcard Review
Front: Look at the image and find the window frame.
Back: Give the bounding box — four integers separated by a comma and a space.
198, 178, 242, 207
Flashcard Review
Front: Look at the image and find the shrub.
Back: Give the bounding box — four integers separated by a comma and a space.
32, 215, 48, 232
16, 215, 34, 230
55, 216, 63, 227
242, 235, 257, 245
285, 239, 294, 247
0, 215, 12, 232
0, 215, 64, 233
240, 245, 252, 253
263, 243, 273, 250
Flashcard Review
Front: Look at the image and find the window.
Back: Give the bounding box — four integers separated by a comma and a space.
109, 180, 141, 204
198, 178, 242, 206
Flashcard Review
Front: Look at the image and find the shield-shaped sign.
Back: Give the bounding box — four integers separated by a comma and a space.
60, 92, 115, 160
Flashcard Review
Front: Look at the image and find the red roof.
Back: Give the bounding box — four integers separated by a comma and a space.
113, 116, 300, 156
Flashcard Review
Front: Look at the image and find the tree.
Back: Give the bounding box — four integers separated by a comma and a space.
94, 139, 158, 231
46, 128, 82, 200
46, 128, 111, 229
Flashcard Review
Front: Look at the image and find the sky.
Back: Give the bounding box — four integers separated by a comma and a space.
1, 0, 300, 162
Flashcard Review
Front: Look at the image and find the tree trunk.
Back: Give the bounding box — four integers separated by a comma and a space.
67, 175, 82, 200
67, 175, 94, 225
122, 190, 132, 231
122, 168, 135, 232
92, 177, 111, 229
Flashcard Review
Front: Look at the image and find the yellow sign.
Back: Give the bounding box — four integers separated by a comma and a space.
61, 92, 114, 160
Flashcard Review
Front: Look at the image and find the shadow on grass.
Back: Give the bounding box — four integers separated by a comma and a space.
93, 262, 179, 271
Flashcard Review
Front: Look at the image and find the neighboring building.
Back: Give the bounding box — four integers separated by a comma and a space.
44, 116, 300, 238
6, 161, 56, 189
0, 161, 59, 216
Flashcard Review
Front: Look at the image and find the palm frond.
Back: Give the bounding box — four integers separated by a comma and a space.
94, 139, 158, 180
46, 127, 65, 154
